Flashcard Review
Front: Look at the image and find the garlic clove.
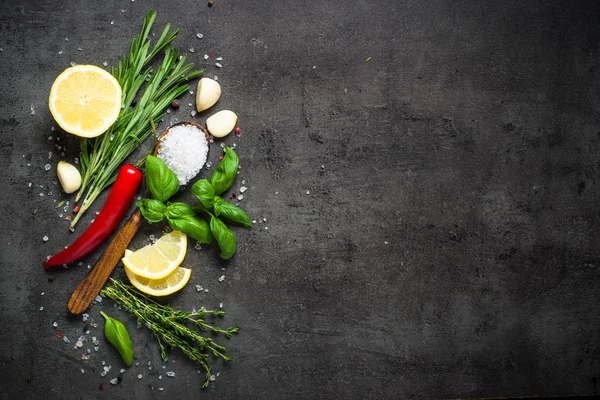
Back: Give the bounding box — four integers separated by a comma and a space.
196, 78, 221, 112
206, 110, 238, 138
57, 161, 82, 194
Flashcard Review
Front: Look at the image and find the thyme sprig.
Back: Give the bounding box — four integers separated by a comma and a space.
72, 9, 203, 227
101, 279, 239, 388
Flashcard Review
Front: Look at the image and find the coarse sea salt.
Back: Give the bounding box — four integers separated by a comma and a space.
157, 124, 209, 185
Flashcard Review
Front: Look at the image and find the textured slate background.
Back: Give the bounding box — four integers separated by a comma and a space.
1, 0, 599, 398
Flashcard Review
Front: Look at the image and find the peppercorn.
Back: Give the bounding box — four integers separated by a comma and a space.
171, 99, 181, 109
72, 205, 80, 214
208, 0, 213, 6
48, 275, 54, 282
235, 127, 241, 134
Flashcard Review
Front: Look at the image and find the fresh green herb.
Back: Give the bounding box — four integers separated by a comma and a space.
210, 147, 239, 195
165, 202, 196, 219
101, 279, 239, 388
136, 198, 166, 223
56, 200, 65, 208
366, 56, 372, 62
213, 197, 252, 228
71, 10, 203, 227
209, 215, 236, 260
137, 147, 250, 259
100, 311, 134, 366
145, 155, 180, 202
167, 214, 213, 244
191, 179, 215, 208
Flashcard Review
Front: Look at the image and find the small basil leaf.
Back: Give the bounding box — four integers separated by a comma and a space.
165, 202, 196, 220
168, 214, 213, 244
213, 197, 252, 229
191, 179, 215, 208
136, 199, 166, 223
210, 215, 236, 260
210, 147, 239, 195
100, 311, 134, 366
145, 155, 179, 202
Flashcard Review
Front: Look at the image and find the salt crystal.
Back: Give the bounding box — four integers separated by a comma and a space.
189, 90, 194, 95
94, 295, 102, 303
110, 20, 114, 25
77, 46, 82, 51
30, 104, 35, 115
203, 54, 209, 60
239, 186, 247, 193
252, 220, 256, 224
191, 110, 197, 117
189, 47, 195, 53
63, 336, 70, 343
43, 235, 49, 242
70, 61, 76, 67
265, 226, 269, 230
110, 378, 118, 385
81, 369, 85, 374
195, 285, 203, 292
65, 37, 69, 41
28, 182, 32, 188
120, 368, 125, 374
58, 50, 63, 55
213, 75, 219, 81
210, 375, 216, 381
137, 374, 143, 379
216, 57, 223, 61
75, 340, 83, 348
187, 103, 193, 107
219, 303, 223, 309
196, 33, 204, 39
263, 218, 267, 222
218, 275, 225, 282
53, 321, 58, 327
39, 306, 44, 311
384, 241, 389, 245
306, 190, 310, 195
102, 61, 108, 67
194, 242, 202, 250
237, 195, 244, 200
204, 288, 209, 293
166, 371, 175, 377
215, 62, 222, 68
159, 388, 164, 391
157, 124, 209, 185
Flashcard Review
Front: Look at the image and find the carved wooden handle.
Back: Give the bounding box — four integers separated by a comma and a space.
68, 210, 143, 315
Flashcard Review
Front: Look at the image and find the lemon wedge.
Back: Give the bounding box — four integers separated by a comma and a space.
122, 230, 187, 279
48, 64, 122, 138
124, 250, 192, 296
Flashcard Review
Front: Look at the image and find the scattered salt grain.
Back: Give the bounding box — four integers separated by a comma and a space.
189, 47, 195, 53
384, 241, 389, 245
70, 61, 76, 67
120, 368, 126, 374
194, 242, 202, 250
103, 61, 108, 67
195, 285, 203, 292
215, 62, 222, 68
82, 313, 89, 322
137, 374, 143, 379
306, 190, 310, 195
216, 57, 223, 61
110, 20, 114, 25
196, 33, 204, 39
63, 336, 70, 343
213, 75, 219, 81
77, 46, 82, 51
94, 295, 102, 303
210, 375, 216, 381
110, 378, 118, 385
191, 110, 197, 117
43, 235, 49, 242
239, 186, 247, 193
58, 50, 63, 55
30, 104, 35, 115
204, 288, 209, 293
218, 275, 225, 282
81, 369, 85, 374
53, 321, 58, 327
219, 303, 223, 309
166, 371, 175, 377
39, 306, 44, 311
157, 124, 209, 185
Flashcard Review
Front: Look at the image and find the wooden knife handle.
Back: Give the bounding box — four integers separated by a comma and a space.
68, 210, 143, 315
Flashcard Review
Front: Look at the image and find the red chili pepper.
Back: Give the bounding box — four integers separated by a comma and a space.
44, 165, 143, 270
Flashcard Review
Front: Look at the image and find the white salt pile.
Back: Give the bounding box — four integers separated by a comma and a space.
157, 123, 209, 185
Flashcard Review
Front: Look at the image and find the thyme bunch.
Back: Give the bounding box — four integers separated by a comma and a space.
72, 9, 203, 227
101, 279, 239, 388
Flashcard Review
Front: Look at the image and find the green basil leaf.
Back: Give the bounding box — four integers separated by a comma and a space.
136, 199, 166, 223
100, 311, 134, 366
165, 202, 196, 220
168, 214, 213, 244
145, 155, 179, 202
213, 197, 252, 229
210, 147, 239, 195
191, 179, 215, 208
210, 215, 236, 260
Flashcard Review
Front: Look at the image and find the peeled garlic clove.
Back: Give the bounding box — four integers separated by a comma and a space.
196, 78, 221, 112
57, 161, 82, 194
206, 110, 238, 138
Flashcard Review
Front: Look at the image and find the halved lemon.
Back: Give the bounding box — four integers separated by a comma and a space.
124, 250, 192, 296
122, 230, 187, 279
48, 64, 122, 138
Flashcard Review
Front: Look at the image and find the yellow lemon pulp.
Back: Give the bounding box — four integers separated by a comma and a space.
48, 64, 122, 138
124, 249, 192, 296
122, 230, 187, 279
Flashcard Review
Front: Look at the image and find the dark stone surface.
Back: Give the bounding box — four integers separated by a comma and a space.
1, 0, 599, 398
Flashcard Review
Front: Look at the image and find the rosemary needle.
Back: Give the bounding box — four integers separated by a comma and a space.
72, 9, 203, 227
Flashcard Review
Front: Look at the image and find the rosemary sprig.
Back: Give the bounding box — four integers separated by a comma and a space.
72, 9, 203, 227
101, 279, 239, 388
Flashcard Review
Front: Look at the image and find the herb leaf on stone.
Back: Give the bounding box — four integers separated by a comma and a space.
145, 155, 179, 202
213, 197, 252, 228
168, 214, 213, 244
100, 311, 134, 366
191, 179, 215, 208
209, 215, 236, 259
136, 198, 166, 223
210, 147, 238, 195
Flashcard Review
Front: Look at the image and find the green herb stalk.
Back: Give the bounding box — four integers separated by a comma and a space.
72, 9, 203, 227
101, 279, 239, 388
